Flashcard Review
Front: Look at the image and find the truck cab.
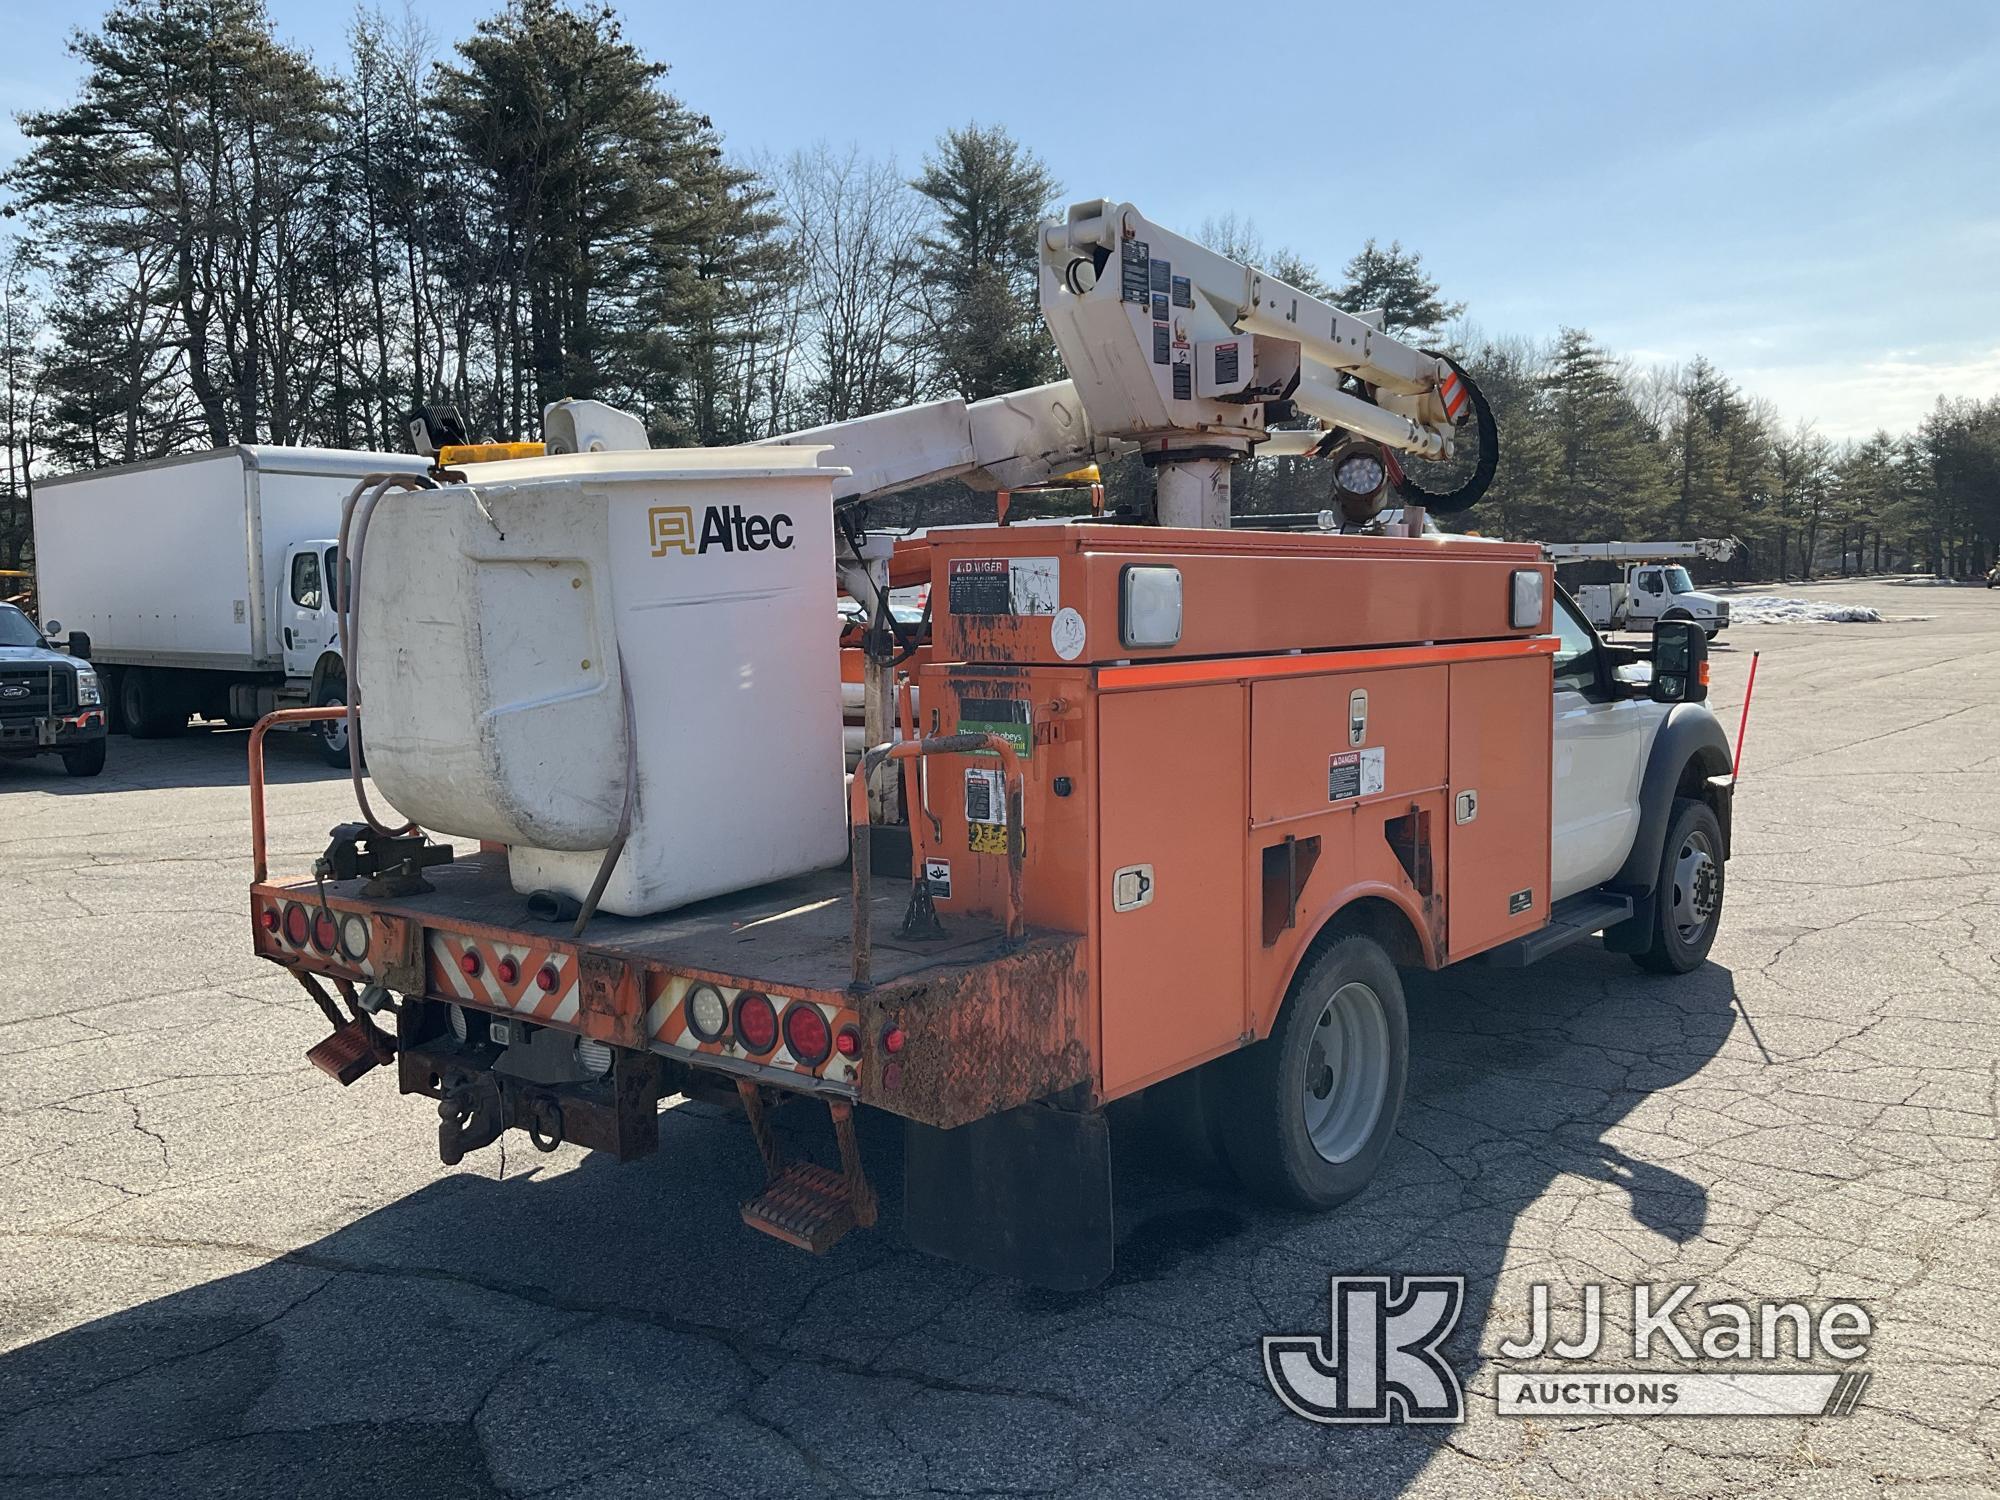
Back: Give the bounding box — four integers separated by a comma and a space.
278, 539, 351, 763
1577, 563, 1730, 639
0, 604, 107, 776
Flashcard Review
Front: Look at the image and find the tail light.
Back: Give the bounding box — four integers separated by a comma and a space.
536, 964, 561, 993
338, 913, 369, 961
496, 956, 520, 985
834, 1025, 861, 1059
258, 907, 280, 934
881, 1022, 907, 1055
782, 1003, 831, 1067
686, 983, 728, 1042
311, 911, 339, 954
458, 950, 482, 978
282, 904, 311, 947
733, 991, 778, 1055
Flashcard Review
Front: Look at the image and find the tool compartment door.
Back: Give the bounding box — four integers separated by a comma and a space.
1097, 684, 1246, 1096
1446, 655, 1553, 958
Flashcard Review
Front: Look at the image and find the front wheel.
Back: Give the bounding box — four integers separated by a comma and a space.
313, 682, 355, 769
61, 740, 107, 777
1217, 932, 1409, 1209
1632, 797, 1725, 974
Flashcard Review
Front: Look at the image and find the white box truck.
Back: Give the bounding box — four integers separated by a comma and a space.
32, 446, 429, 762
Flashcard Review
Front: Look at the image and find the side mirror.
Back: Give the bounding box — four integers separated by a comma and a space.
1650, 619, 1708, 704
67, 630, 92, 661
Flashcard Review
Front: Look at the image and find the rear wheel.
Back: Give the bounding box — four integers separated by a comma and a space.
1217, 932, 1408, 1209
120, 669, 186, 739
61, 739, 106, 777
1632, 797, 1725, 974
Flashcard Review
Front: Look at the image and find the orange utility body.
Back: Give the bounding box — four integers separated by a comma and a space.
249, 525, 1554, 1141
897, 523, 1554, 1101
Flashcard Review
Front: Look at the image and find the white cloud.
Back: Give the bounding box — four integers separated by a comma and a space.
1733, 347, 2000, 440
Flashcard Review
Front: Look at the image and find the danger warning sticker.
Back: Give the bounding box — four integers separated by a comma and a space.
925, 857, 952, 900
946, 556, 1059, 616
1328, 747, 1386, 801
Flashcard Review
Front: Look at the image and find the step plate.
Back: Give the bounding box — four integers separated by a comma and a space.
741, 1163, 857, 1253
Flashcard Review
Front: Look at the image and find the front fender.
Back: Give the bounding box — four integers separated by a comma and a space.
1612, 703, 1732, 894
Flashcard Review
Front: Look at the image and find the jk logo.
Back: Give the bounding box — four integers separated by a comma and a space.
1263, 1276, 1466, 1424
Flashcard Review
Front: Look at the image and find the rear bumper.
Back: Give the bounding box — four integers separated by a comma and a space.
0, 710, 106, 753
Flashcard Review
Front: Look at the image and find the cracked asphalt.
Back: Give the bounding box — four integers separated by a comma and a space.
2, 576, 1996, 1498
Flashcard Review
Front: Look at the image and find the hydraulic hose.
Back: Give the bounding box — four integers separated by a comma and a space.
336, 472, 434, 837
1395, 352, 1498, 516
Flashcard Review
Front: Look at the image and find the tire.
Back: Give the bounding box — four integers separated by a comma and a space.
61, 739, 107, 777
1216, 932, 1409, 1210
120, 669, 186, 739
313, 681, 355, 769
1631, 796, 1725, 975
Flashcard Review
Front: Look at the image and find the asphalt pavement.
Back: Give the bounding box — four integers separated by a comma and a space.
1, 576, 1995, 1498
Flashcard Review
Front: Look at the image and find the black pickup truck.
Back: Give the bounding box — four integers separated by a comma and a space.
0, 603, 106, 777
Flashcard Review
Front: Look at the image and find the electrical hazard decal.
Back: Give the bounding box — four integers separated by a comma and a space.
925, 858, 953, 900
1328, 747, 1386, 802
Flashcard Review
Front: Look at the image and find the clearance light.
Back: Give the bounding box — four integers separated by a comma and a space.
834, 1026, 862, 1059
311, 911, 339, 954
458, 950, 482, 978
687, 983, 728, 1042
338, 913, 370, 961
1120, 565, 1183, 649
496, 956, 520, 985
283, 904, 311, 947
733, 992, 778, 1055
536, 964, 561, 993
782, 1004, 832, 1068
882, 1023, 907, 1056
259, 908, 280, 934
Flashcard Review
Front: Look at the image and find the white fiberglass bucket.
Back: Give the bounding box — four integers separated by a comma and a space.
356, 446, 849, 916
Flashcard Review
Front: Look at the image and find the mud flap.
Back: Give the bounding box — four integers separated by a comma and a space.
904, 1100, 1113, 1291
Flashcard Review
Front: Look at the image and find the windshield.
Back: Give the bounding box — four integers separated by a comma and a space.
0, 606, 43, 648
1664, 566, 1696, 594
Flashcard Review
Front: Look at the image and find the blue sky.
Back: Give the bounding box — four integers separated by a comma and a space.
1, 0, 1993, 439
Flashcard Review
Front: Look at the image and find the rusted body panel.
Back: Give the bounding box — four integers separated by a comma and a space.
857, 935, 1091, 1129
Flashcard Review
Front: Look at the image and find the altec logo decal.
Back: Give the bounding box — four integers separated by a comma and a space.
649, 504, 795, 558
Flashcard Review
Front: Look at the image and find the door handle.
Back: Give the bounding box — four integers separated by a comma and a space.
284, 627, 293, 649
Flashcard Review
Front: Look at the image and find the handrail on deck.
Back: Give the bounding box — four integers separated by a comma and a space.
248, 706, 350, 883
848, 733, 1025, 990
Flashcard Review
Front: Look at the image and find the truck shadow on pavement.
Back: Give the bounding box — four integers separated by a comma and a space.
0, 725, 346, 795
0, 948, 1735, 1498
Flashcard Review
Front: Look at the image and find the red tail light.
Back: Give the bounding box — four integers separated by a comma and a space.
311, 911, 338, 953
782, 1003, 831, 1067
496, 956, 520, 984
258, 907, 280, 933
459, 950, 482, 977
881, 1023, 906, 1055
536, 964, 560, 993
282, 904, 311, 947
834, 1025, 861, 1058
733, 991, 778, 1054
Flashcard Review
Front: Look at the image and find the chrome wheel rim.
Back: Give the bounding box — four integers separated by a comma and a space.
1302, 981, 1391, 1164
320, 696, 348, 755
1672, 828, 1720, 943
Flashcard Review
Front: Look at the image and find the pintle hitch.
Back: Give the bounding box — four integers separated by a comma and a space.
317, 821, 454, 897
735, 1081, 877, 1253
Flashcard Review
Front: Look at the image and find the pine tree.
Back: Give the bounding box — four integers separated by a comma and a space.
910, 124, 1059, 401
1335, 240, 1464, 340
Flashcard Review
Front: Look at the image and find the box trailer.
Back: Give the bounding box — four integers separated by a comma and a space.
33, 446, 428, 759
